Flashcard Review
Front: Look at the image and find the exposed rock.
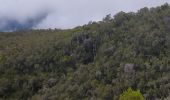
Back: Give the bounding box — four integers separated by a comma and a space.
124, 63, 135, 73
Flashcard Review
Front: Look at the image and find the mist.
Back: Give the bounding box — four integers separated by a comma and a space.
0, 0, 170, 31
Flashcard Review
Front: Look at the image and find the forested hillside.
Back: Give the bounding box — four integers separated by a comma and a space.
0, 4, 170, 100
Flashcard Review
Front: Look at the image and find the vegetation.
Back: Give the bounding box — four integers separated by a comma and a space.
119, 87, 144, 100
0, 3, 170, 100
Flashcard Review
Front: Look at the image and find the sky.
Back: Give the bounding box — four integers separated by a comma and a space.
0, 0, 170, 31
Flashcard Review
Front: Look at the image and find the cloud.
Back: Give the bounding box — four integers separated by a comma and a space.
0, 0, 169, 31
0, 0, 52, 31
0, 12, 49, 31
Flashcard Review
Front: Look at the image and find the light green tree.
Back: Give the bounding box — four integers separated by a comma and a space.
119, 87, 144, 100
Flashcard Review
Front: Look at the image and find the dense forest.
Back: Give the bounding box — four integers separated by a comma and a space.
0, 3, 170, 100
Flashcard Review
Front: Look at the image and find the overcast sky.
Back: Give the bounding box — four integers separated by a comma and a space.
0, 0, 170, 31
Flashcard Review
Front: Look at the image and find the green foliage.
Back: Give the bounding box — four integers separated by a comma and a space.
0, 53, 4, 63
119, 88, 144, 100
0, 3, 170, 100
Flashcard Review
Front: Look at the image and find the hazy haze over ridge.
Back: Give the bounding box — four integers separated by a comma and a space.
0, 0, 170, 31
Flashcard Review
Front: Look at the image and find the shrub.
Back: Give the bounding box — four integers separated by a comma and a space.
119, 87, 144, 100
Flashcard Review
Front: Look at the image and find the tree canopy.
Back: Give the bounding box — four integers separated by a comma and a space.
0, 3, 170, 100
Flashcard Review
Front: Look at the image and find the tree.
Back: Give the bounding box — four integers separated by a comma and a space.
119, 87, 144, 100
103, 14, 112, 22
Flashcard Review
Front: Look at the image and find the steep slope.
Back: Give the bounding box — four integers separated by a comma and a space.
0, 4, 170, 100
